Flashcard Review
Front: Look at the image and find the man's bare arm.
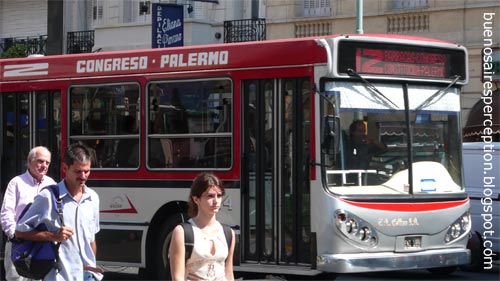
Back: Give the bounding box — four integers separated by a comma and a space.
15, 225, 73, 242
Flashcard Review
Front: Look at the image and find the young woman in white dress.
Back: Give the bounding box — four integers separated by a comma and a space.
169, 173, 235, 281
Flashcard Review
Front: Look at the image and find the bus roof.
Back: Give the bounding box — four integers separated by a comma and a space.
0, 34, 463, 83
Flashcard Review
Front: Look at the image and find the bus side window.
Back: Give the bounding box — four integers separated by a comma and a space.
146, 79, 232, 169
69, 84, 140, 169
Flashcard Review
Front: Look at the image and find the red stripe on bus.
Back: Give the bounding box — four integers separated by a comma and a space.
340, 198, 469, 212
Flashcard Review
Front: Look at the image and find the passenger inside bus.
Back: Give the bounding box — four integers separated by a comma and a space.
84, 140, 99, 167
166, 88, 188, 134
345, 120, 386, 170
116, 115, 139, 167
149, 97, 170, 168
149, 86, 190, 168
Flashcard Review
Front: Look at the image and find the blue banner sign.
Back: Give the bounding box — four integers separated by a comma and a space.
152, 4, 184, 48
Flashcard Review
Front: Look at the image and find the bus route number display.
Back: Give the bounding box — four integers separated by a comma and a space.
337, 40, 467, 81
356, 48, 446, 78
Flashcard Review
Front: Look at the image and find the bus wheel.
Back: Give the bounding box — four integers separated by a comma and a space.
461, 231, 484, 272
426, 266, 457, 275
152, 214, 187, 280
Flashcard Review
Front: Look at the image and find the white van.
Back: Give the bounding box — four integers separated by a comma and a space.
462, 142, 499, 270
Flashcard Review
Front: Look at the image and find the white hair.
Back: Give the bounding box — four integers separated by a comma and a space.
27, 146, 51, 162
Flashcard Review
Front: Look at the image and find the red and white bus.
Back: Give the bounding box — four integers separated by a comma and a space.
0, 34, 471, 278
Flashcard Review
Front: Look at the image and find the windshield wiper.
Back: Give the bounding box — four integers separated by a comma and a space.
347, 68, 399, 109
414, 75, 460, 112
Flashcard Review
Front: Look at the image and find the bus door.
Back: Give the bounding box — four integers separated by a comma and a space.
0, 91, 62, 192
241, 78, 312, 266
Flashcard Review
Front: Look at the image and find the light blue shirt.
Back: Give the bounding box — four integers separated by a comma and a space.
16, 180, 101, 281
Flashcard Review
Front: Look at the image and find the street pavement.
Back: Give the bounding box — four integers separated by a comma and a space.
102, 264, 499, 280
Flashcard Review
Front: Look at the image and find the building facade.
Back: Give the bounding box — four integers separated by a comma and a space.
0, 0, 498, 126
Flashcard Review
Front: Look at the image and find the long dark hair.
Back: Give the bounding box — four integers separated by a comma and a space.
187, 173, 225, 217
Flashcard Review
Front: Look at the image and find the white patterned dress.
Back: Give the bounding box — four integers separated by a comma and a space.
185, 220, 229, 281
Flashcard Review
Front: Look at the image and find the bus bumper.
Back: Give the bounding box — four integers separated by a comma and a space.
317, 248, 470, 273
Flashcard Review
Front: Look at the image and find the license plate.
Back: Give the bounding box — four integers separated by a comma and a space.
404, 236, 422, 249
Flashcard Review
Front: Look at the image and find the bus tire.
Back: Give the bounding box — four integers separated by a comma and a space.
461, 231, 484, 272
152, 214, 187, 280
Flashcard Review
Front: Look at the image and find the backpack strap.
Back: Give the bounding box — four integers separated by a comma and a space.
222, 224, 232, 248
221, 224, 233, 262
181, 222, 194, 261
45, 185, 64, 272
46, 185, 65, 226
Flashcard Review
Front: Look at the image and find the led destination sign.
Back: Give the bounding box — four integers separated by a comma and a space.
356, 48, 446, 78
337, 41, 467, 81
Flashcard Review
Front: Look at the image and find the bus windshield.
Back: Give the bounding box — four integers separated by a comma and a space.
322, 81, 464, 196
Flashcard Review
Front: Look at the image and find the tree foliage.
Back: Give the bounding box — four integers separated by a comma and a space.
1, 44, 27, 59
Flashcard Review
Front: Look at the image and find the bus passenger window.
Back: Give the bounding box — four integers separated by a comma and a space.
68, 83, 140, 169
147, 79, 232, 169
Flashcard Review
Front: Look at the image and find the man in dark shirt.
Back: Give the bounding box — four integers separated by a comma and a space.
346, 120, 386, 170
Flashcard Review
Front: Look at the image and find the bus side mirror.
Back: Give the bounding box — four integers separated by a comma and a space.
322, 116, 340, 155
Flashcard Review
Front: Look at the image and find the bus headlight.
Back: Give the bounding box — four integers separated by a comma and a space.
335, 210, 378, 246
460, 214, 470, 230
444, 212, 471, 244
359, 227, 372, 241
346, 219, 358, 234
451, 223, 461, 238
